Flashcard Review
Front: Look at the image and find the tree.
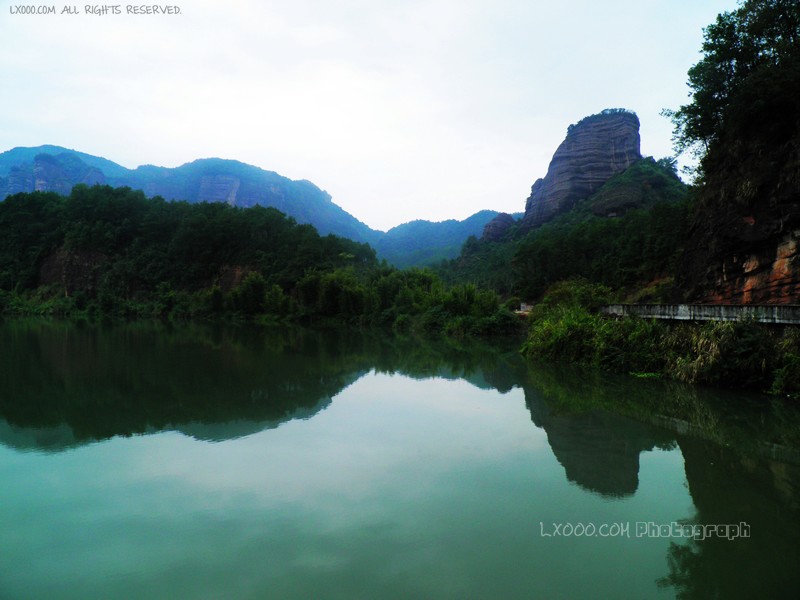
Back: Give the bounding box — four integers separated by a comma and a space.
665, 0, 800, 165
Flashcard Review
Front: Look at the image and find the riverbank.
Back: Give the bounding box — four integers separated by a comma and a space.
522, 281, 800, 398
0, 279, 526, 340
6, 277, 800, 399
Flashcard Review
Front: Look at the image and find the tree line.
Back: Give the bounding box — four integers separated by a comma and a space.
0, 185, 520, 336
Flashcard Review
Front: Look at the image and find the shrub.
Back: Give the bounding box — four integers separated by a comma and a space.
666, 319, 772, 387
230, 272, 267, 316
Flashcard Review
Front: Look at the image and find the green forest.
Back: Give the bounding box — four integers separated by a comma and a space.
0, 184, 519, 336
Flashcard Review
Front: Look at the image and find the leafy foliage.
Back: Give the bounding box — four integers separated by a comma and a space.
513, 198, 690, 299
523, 281, 800, 395
567, 108, 638, 134
0, 185, 521, 336
665, 0, 800, 165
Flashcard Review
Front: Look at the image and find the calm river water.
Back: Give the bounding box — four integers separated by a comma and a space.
0, 320, 798, 599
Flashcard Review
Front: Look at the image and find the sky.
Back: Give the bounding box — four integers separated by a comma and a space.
1, 0, 737, 231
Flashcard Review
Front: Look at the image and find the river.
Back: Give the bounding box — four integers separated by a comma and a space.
0, 320, 798, 599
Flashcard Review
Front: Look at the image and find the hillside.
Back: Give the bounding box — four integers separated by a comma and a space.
0, 148, 378, 244
375, 210, 507, 268
0, 146, 496, 267
0, 185, 521, 336
441, 153, 690, 298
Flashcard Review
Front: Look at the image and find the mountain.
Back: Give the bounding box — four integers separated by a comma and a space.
522, 109, 642, 230
375, 210, 508, 268
0, 145, 130, 178
481, 212, 517, 242
0, 151, 107, 197
442, 110, 689, 298
0, 147, 378, 243
0, 146, 496, 267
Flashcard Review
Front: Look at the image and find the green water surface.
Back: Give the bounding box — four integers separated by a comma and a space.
0, 321, 798, 599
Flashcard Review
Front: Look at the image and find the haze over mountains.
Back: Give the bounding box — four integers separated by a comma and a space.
0, 146, 502, 268
0, 110, 684, 275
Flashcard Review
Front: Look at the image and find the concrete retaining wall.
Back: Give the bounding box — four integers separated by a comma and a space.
600, 304, 800, 325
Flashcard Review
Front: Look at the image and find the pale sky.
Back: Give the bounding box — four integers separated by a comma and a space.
1, 0, 736, 231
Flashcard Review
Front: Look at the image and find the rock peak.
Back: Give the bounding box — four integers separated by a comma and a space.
481, 212, 516, 242
521, 109, 641, 229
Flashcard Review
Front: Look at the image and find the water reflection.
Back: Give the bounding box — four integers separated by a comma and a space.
525, 394, 673, 497
0, 320, 523, 450
1, 320, 800, 598
0, 321, 355, 450
659, 437, 800, 599
522, 361, 800, 598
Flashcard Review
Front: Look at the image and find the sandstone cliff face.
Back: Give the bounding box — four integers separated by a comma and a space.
481, 212, 516, 241
676, 88, 800, 304
522, 110, 641, 229
706, 231, 800, 304
682, 210, 800, 304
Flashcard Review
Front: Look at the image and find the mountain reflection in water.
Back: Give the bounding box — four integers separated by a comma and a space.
1, 320, 799, 599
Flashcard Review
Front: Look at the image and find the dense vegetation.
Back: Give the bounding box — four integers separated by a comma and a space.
513, 199, 689, 300
440, 157, 690, 301
522, 280, 800, 397
665, 0, 799, 170
0, 185, 520, 336
662, 0, 800, 301
0, 151, 379, 243
1, 147, 512, 269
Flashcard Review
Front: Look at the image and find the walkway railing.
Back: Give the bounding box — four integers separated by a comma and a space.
600, 304, 800, 325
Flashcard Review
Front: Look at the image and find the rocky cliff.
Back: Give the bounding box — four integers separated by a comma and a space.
522, 109, 641, 229
680, 207, 800, 304
676, 80, 800, 304
481, 212, 516, 241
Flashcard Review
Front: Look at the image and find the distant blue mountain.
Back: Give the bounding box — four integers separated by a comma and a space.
0, 146, 502, 267
375, 211, 506, 268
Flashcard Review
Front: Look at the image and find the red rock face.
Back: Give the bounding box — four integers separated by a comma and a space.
697, 231, 800, 304
522, 111, 641, 229
217, 265, 255, 292
678, 157, 800, 304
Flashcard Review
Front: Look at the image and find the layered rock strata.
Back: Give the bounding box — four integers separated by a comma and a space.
522, 110, 641, 229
